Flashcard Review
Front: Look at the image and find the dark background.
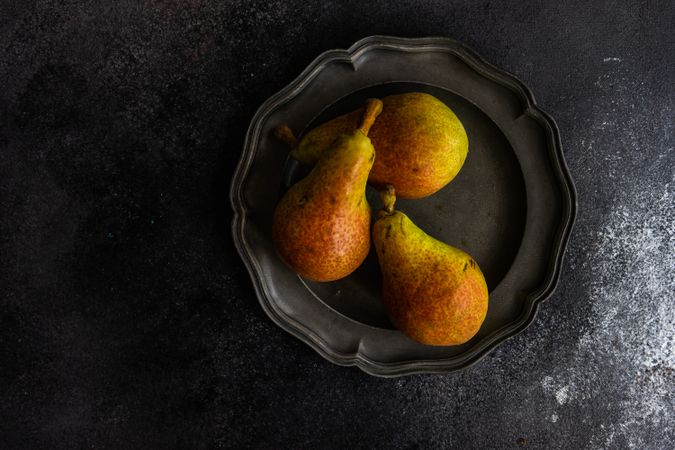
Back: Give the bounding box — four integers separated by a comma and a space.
1, 1, 673, 448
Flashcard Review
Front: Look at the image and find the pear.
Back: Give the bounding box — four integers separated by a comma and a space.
372, 185, 488, 345
291, 92, 468, 199
272, 98, 383, 282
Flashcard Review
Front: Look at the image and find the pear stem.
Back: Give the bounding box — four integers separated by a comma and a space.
380, 184, 396, 214
273, 124, 298, 148
357, 98, 383, 136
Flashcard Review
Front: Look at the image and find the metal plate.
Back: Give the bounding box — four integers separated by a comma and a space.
230, 36, 576, 376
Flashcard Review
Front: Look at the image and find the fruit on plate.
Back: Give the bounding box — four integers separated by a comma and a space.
290, 92, 468, 199
272, 98, 383, 282
372, 185, 488, 345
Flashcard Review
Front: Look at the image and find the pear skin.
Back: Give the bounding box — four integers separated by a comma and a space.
272, 99, 383, 282
292, 92, 468, 199
372, 186, 488, 345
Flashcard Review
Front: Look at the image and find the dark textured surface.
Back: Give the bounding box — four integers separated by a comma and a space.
1, 1, 673, 448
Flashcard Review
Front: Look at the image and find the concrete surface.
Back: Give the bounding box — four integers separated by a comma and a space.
1, 0, 673, 448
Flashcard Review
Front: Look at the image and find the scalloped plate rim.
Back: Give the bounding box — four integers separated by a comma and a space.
230, 35, 577, 377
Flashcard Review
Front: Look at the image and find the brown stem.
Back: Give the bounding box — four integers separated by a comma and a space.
273, 124, 298, 148
379, 184, 396, 215
357, 98, 383, 136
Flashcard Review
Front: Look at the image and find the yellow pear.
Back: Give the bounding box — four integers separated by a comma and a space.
372, 186, 488, 345
272, 99, 383, 281
292, 93, 468, 199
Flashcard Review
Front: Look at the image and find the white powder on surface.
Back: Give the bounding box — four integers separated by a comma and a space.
542, 177, 675, 448
555, 386, 570, 405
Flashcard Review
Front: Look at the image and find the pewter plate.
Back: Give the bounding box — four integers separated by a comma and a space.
230, 36, 576, 376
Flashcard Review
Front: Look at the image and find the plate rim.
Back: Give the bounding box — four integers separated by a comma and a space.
230, 35, 577, 377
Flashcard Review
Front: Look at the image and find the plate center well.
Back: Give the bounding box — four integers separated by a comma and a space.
281, 83, 527, 329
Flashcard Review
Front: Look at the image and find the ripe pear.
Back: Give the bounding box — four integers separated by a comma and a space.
292, 92, 468, 199
372, 186, 488, 346
272, 99, 383, 282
